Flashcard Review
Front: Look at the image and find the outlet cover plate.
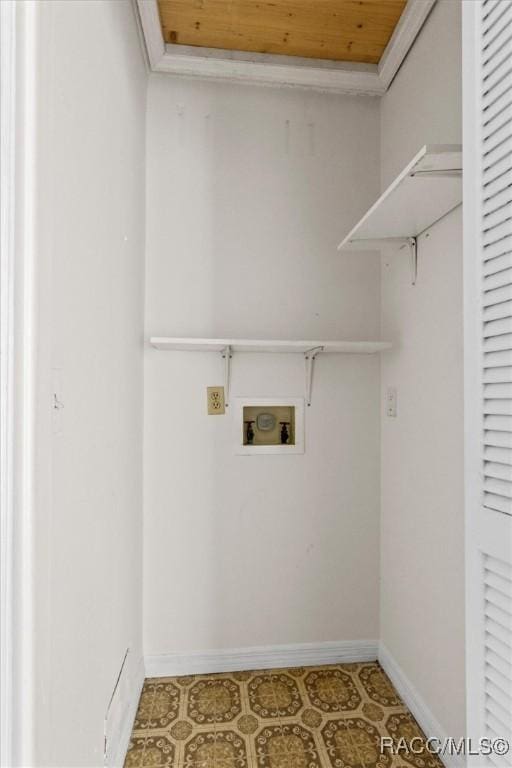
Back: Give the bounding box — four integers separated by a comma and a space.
207, 386, 225, 415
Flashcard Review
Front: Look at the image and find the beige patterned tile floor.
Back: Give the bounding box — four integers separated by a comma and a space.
125, 662, 444, 768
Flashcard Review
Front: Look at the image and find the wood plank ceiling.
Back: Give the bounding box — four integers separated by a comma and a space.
156, 0, 408, 64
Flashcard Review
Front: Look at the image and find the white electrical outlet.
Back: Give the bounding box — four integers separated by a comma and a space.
386, 386, 397, 418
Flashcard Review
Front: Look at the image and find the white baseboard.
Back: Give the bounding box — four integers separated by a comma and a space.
133, 643, 464, 767
145, 639, 378, 678
378, 643, 465, 768
110, 658, 145, 768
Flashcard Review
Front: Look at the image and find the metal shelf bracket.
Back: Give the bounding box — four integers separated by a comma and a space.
221, 345, 233, 406
404, 236, 417, 286
304, 346, 324, 406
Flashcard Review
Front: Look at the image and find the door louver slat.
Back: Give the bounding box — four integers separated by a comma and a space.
483, 203, 512, 233
483, 117, 512, 156
485, 382, 512, 397
485, 613, 512, 647
484, 401, 512, 417
485, 414, 512, 430
485, 600, 512, 634
483, 219, 512, 246
485, 181, 512, 211
484, 334, 512, 353
484, 493, 512, 514
483, 135, 512, 171
483, 168, 512, 203
485, 429, 512, 449
485, 461, 512, 479
484, 316, 512, 335
483, 477, 512, 499
483, 251, 512, 275
483, 368, 512, 384
483, 352, 512, 369
484, 265, 512, 290
484, 445, 512, 465
483, 72, 512, 113
483, 157, 512, 187
482, 234, 512, 261
483, 300, 512, 322
483, 284, 512, 307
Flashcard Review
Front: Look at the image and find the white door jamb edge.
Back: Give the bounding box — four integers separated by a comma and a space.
378, 644, 465, 768
0, 1, 16, 764
144, 639, 378, 677
111, 658, 146, 768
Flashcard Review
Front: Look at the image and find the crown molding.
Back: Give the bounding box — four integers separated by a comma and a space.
378, 0, 436, 89
136, 0, 436, 96
156, 45, 384, 95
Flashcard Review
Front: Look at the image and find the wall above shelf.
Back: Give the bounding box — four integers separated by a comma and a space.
149, 337, 392, 406
337, 144, 462, 284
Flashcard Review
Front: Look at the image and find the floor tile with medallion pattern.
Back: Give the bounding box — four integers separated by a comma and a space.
125, 662, 444, 768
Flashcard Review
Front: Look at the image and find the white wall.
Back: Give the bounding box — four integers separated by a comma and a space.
379, 0, 465, 740
380, 0, 462, 189
32, 2, 147, 765
144, 77, 382, 655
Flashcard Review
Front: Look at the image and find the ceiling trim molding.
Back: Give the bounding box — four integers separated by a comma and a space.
137, 0, 165, 69
136, 0, 436, 96
378, 0, 436, 89
157, 45, 384, 95
130, 0, 151, 73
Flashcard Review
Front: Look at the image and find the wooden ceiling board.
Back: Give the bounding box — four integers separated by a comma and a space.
157, 0, 408, 64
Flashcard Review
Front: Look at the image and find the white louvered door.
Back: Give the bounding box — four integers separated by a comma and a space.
464, 1, 512, 765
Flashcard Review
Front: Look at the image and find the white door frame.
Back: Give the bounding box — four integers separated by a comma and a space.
0, 1, 17, 763
1, 2, 38, 765
462, 0, 484, 748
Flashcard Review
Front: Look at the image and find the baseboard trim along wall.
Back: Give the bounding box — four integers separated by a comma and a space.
125, 643, 463, 768
111, 658, 146, 768
145, 639, 378, 677
378, 644, 465, 768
